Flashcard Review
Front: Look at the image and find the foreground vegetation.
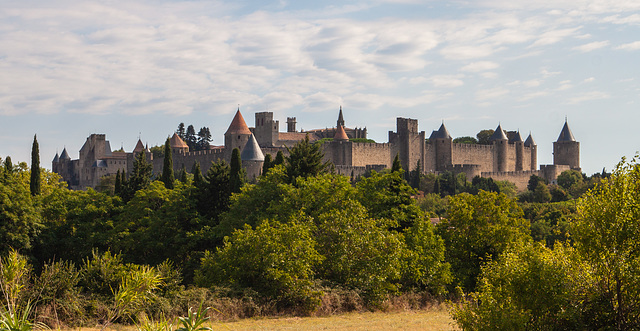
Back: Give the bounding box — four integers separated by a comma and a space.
1, 135, 639, 330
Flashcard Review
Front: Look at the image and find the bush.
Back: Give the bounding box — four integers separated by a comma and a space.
196, 219, 323, 312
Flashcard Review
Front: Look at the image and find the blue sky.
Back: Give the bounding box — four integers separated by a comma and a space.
1, 0, 640, 175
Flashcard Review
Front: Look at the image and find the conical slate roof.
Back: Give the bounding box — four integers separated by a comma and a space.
429, 123, 452, 140
557, 120, 576, 142
512, 131, 524, 142
524, 133, 536, 147
170, 133, 189, 149
225, 109, 252, 135
334, 125, 349, 141
52, 152, 59, 163
490, 124, 508, 141
133, 139, 145, 153
60, 148, 71, 160
241, 134, 265, 161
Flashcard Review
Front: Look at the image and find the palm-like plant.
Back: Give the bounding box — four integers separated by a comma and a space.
175, 306, 212, 331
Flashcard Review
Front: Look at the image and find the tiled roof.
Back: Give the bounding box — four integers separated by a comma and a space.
241, 134, 265, 161
225, 109, 252, 135
334, 125, 349, 141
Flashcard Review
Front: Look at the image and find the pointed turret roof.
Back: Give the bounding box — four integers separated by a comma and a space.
52, 152, 59, 163
133, 139, 145, 153
557, 120, 576, 142
337, 106, 345, 127
225, 109, 252, 135
490, 124, 508, 141
241, 134, 265, 161
524, 133, 536, 147
60, 148, 71, 160
429, 122, 452, 140
334, 125, 349, 141
170, 133, 189, 149
512, 131, 524, 142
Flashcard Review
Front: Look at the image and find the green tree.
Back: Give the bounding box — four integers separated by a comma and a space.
30, 135, 40, 196
391, 154, 402, 173
356, 169, 423, 229
0, 171, 40, 253
451, 243, 584, 330
437, 191, 531, 291
3, 156, 13, 177
402, 219, 451, 294
572, 156, 640, 329
229, 148, 245, 193
453, 136, 478, 144
262, 153, 273, 175
285, 134, 330, 183
114, 170, 122, 196
197, 160, 231, 224
121, 152, 153, 202
476, 129, 494, 145
179, 166, 188, 183
273, 150, 285, 166
527, 174, 545, 191
191, 161, 203, 187
196, 219, 323, 310
161, 137, 174, 189
533, 182, 552, 203
185, 125, 197, 151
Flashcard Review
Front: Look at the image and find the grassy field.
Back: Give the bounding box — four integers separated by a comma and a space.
72, 308, 456, 331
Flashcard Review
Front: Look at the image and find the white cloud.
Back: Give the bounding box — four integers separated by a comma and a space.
476, 87, 509, 101
583, 77, 595, 83
430, 75, 465, 88
529, 28, 580, 47
616, 41, 640, 50
572, 40, 609, 52
461, 61, 499, 72
566, 91, 610, 104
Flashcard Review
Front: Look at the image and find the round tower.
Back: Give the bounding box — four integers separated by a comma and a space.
524, 133, 537, 171
553, 120, 580, 170
225, 108, 252, 155
490, 124, 508, 172
513, 131, 524, 171
241, 133, 265, 181
429, 122, 452, 171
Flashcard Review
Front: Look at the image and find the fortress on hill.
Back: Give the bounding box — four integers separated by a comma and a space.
52, 108, 580, 191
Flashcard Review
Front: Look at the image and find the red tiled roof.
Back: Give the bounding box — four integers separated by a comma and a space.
170, 133, 189, 149
225, 109, 252, 135
334, 125, 349, 141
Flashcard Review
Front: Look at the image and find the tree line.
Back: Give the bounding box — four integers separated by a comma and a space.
1, 134, 639, 330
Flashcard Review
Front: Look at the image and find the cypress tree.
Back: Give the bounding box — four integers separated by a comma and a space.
192, 161, 203, 187
179, 166, 188, 183
30, 135, 41, 196
230, 148, 245, 193
114, 170, 122, 195
3, 156, 13, 177
122, 151, 152, 201
274, 150, 285, 166
161, 137, 174, 189
262, 153, 272, 175
284, 134, 330, 182
391, 153, 402, 173
434, 177, 441, 196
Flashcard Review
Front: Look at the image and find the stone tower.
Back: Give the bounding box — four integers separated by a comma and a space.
286, 117, 297, 132
225, 109, 252, 153
169, 133, 189, 154
430, 123, 452, 171
553, 120, 580, 170
513, 131, 524, 171
254, 111, 279, 147
241, 133, 265, 181
524, 133, 537, 171
389, 117, 425, 172
490, 124, 509, 172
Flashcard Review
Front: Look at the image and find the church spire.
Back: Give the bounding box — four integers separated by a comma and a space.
337, 106, 345, 127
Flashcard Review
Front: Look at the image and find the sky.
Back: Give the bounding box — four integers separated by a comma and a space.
1, 0, 640, 175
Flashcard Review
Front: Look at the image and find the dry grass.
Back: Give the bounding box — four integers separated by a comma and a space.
63, 307, 456, 331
